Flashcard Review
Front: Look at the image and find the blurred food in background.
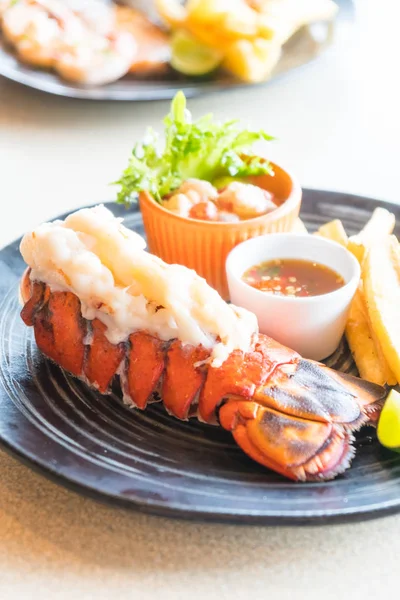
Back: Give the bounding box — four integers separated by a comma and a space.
115, 6, 170, 75
0, 0, 338, 86
0, 0, 136, 84
158, 0, 338, 81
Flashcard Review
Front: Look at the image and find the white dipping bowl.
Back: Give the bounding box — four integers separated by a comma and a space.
226, 233, 360, 361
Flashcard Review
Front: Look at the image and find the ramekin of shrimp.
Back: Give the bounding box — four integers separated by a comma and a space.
116, 92, 301, 298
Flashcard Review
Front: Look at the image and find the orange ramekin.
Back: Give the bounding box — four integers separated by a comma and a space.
139, 162, 302, 299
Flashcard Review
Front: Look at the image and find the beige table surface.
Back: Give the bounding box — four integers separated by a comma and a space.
1, 1, 400, 598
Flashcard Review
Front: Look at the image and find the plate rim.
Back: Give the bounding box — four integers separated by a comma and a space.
3, 432, 400, 526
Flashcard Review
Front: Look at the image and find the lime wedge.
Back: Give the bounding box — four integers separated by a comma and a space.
170, 30, 223, 76
377, 389, 400, 449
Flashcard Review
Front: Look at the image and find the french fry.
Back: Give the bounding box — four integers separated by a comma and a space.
366, 310, 398, 386
158, 0, 337, 82
348, 207, 395, 264
363, 235, 400, 381
222, 38, 281, 82
346, 285, 396, 385
358, 207, 395, 238
314, 213, 397, 384
292, 218, 308, 234
186, 0, 263, 39
287, 210, 399, 385
348, 241, 369, 265
314, 219, 348, 246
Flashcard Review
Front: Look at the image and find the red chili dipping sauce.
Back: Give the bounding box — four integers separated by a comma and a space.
242, 258, 345, 297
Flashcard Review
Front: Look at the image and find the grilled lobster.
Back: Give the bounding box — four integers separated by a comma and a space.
20, 270, 385, 482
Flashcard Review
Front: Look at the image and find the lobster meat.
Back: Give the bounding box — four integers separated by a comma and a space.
20, 270, 385, 482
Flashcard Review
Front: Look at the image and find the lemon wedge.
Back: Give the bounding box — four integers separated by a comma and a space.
377, 389, 400, 450
170, 29, 223, 76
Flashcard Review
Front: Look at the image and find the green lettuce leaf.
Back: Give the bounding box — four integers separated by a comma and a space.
115, 91, 274, 205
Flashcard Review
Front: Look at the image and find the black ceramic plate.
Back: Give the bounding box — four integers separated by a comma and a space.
0, 1, 353, 101
1, 190, 400, 525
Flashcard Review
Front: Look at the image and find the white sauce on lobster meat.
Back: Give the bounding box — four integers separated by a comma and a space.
20, 205, 258, 366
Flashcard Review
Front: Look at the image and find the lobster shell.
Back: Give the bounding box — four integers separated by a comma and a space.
20, 269, 386, 482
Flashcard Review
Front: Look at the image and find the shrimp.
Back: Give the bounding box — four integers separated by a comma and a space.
115, 6, 170, 75
217, 211, 240, 223
1, 0, 63, 68
61, 0, 115, 37
189, 201, 218, 221
162, 179, 220, 217
178, 178, 219, 201
162, 193, 195, 217
1, 0, 137, 85
55, 29, 136, 86
0, 0, 13, 18
217, 181, 276, 219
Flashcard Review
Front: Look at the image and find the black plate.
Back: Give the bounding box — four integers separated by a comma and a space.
1, 190, 399, 525
0, 1, 353, 100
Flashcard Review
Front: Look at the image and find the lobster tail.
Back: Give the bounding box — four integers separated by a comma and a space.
319, 365, 386, 424
20, 271, 386, 482
21, 282, 86, 377
219, 400, 355, 482
218, 357, 385, 481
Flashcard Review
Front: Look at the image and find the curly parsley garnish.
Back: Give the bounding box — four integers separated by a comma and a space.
115, 91, 274, 205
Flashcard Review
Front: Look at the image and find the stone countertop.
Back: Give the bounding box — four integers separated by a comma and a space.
1, 1, 400, 598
